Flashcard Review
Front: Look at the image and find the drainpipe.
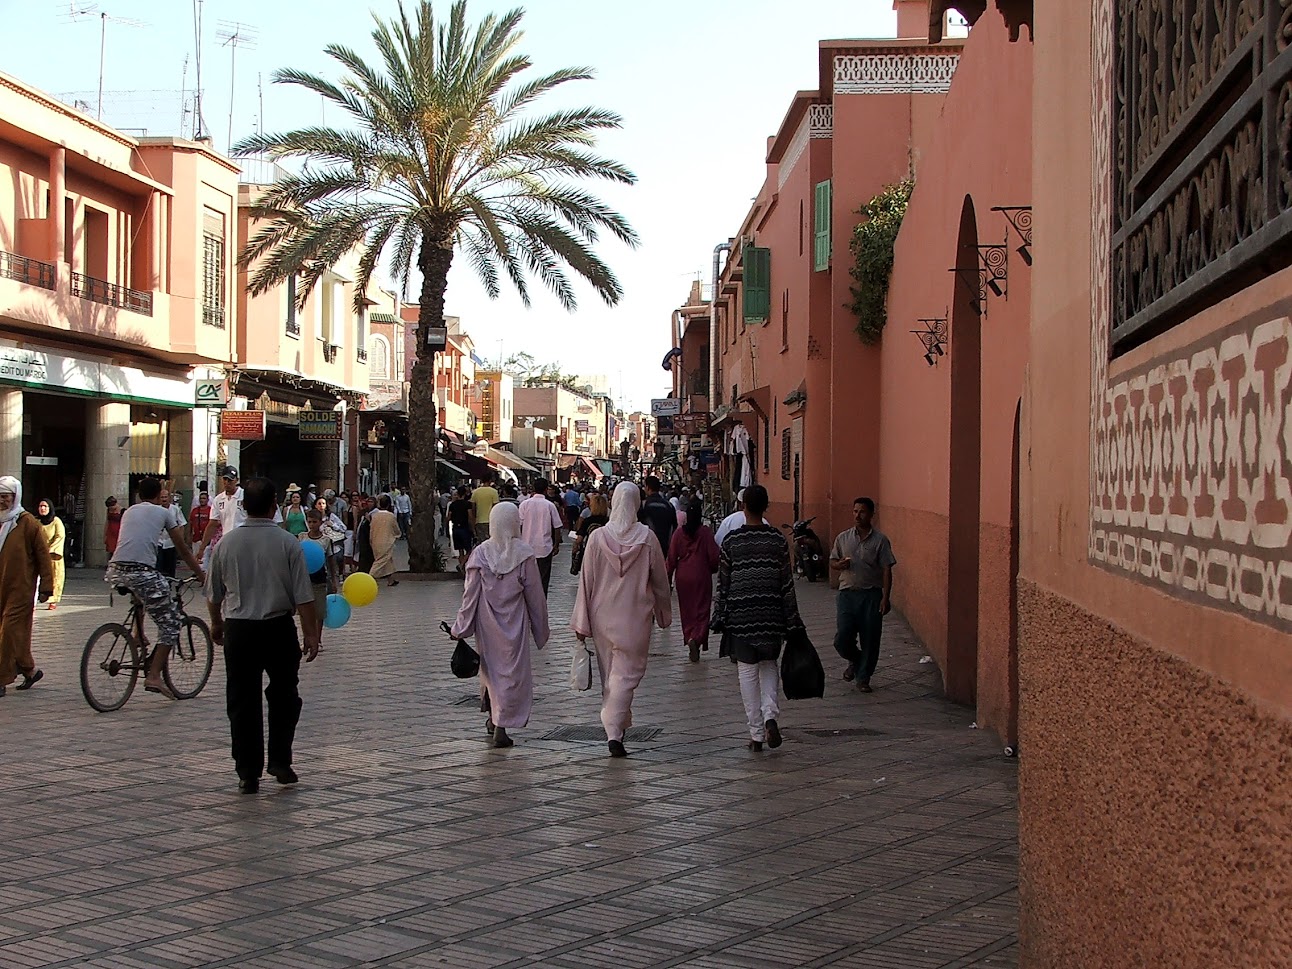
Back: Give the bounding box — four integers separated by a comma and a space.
709, 242, 730, 414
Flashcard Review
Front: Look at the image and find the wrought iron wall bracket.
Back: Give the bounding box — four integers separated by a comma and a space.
991, 205, 1033, 265
911, 316, 948, 367
949, 265, 988, 315
979, 244, 1008, 299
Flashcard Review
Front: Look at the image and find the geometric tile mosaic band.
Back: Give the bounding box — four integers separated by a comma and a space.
1088, 0, 1292, 630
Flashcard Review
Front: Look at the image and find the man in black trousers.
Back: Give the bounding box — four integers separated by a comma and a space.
206, 477, 320, 794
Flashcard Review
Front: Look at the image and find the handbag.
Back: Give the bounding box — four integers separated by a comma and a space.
570, 639, 594, 691
781, 627, 825, 699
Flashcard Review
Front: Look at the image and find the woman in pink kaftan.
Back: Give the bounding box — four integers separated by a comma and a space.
451, 502, 551, 748
667, 499, 720, 663
571, 482, 672, 757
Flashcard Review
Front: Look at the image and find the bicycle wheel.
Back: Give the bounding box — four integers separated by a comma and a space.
164, 616, 213, 699
81, 623, 141, 713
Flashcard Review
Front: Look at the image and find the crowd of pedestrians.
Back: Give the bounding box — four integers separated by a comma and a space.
0, 458, 898, 791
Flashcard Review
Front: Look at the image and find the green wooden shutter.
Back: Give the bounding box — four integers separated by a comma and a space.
743, 245, 771, 324
814, 179, 832, 271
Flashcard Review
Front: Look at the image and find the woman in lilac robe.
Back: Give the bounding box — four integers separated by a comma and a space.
451, 502, 551, 748
667, 499, 720, 663
571, 482, 672, 758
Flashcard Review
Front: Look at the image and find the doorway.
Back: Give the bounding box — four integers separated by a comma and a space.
946, 195, 981, 707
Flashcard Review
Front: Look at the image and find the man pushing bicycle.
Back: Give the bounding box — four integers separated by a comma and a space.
104, 477, 205, 699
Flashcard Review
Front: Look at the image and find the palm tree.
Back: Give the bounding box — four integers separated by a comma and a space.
234, 0, 637, 570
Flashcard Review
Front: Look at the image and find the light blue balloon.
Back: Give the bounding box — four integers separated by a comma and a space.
323, 593, 351, 629
301, 539, 326, 573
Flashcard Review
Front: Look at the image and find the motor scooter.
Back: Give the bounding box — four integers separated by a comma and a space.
784, 517, 825, 581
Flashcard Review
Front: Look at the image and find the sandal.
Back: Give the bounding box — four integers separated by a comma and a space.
144, 680, 177, 700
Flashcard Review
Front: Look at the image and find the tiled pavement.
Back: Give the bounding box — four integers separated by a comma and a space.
0, 543, 1017, 968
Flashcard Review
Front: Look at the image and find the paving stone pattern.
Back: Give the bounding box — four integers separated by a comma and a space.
0, 543, 1017, 968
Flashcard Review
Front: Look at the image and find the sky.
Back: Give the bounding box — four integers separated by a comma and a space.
2, 0, 897, 412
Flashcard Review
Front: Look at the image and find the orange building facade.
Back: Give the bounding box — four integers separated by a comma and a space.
1020, 0, 1292, 964
682, 0, 1292, 962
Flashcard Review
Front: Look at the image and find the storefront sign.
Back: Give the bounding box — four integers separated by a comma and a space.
220, 410, 266, 441
0, 339, 195, 407
575, 419, 590, 432
673, 413, 711, 435
298, 410, 343, 441
651, 398, 681, 417
195, 379, 228, 408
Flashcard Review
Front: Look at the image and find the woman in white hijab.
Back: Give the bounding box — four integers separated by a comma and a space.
451, 501, 551, 748
571, 482, 672, 757
0, 476, 53, 697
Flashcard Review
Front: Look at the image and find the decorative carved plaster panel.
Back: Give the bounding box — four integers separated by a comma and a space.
777, 115, 810, 191
809, 104, 833, 138
1090, 0, 1292, 630
834, 53, 961, 95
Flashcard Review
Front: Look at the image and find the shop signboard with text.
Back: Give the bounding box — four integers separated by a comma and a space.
298, 410, 343, 441
219, 410, 267, 441
651, 398, 681, 417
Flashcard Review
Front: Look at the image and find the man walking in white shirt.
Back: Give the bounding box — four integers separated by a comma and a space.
519, 478, 564, 596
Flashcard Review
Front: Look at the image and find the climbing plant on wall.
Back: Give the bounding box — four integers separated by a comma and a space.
847, 179, 914, 345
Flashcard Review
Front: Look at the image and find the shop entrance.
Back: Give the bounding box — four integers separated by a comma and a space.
21, 392, 87, 511
239, 421, 339, 495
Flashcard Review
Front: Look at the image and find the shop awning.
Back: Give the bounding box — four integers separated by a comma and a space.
436, 458, 467, 475
579, 456, 602, 478
488, 448, 540, 474
555, 454, 578, 470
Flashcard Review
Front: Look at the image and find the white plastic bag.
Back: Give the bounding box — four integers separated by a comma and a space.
570, 640, 594, 691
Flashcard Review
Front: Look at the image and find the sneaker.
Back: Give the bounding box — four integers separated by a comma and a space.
842, 664, 856, 682
267, 764, 298, 785
765, 719, 783, 749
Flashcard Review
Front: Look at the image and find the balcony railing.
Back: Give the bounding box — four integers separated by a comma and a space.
203, 304, 226, 329
323, 344, 338, 363
356, 347, 368, 364
71, 271, 153, 316
286, 317, 301, 337
0, 251, 56, 290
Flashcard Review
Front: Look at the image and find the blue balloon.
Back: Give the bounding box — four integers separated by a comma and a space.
323, 593, 351, 629
301, 539, 326, 573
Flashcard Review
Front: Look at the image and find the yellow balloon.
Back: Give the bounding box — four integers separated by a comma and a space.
342, 572, 379, 608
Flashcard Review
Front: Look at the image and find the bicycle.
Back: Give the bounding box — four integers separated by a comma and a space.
80, 575, 214, 712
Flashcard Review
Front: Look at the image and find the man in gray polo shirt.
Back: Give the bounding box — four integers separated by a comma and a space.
207, 477, 320, 794
829, 497, 897, 693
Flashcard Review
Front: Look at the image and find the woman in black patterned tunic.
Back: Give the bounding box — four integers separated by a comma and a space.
712, 485, 805, 751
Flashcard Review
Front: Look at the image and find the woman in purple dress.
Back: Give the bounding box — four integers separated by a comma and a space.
667, 499, 720, 663
451, 502, 551, 748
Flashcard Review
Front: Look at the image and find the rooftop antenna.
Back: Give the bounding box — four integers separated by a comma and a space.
216, 20, 258, 152
257, 72, 264, 136
60, 3, 146, 121
192, 0, 208, 140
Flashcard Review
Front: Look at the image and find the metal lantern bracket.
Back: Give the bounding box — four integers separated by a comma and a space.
911, 315, 948, 368
991, 205, 1033, 266
948, 242, 1008, 314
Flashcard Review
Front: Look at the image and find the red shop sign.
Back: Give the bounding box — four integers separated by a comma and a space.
220, 410, 267, 441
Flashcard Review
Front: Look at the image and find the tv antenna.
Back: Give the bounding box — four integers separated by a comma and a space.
60, 4, 147, 121
216, 20, 258, 152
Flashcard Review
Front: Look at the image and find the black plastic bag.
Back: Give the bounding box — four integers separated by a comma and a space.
450, 638, 479, 678
443, 621, 479, 678
781, 628, 825, 699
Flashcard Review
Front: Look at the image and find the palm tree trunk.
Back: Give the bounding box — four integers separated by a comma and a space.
407, 237, 454, 572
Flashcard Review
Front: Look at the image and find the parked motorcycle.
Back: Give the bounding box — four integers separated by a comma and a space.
785, 518, 825, 581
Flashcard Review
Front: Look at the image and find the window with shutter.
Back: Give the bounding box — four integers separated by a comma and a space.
781, 427, 792, 480
742, 245, 771, 325
814, 180, 832, 272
